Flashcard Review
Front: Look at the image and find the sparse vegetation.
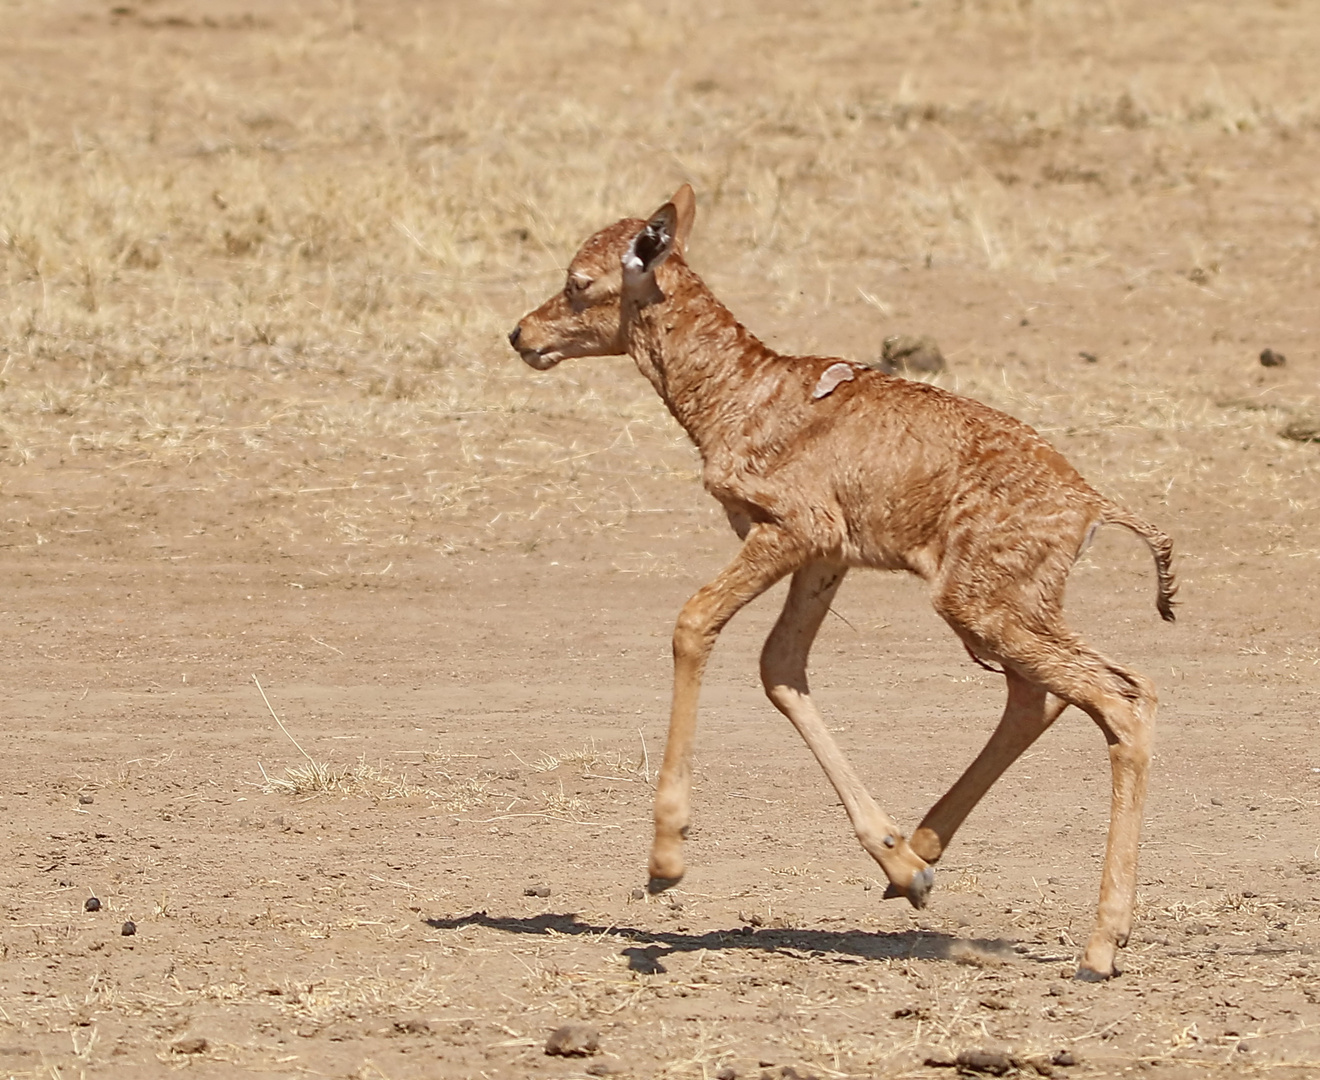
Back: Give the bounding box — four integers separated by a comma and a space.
1, 1, 1319, 1077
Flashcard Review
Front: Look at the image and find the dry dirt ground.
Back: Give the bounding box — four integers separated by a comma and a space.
2, 1, 1320, 1077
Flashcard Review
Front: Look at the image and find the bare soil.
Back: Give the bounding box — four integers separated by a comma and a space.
2, 2, 1319, 1077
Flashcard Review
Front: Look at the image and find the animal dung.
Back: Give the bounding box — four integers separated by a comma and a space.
84, 897, 101, 912
121, 920, 137, 936
1259, 347, 1286, 367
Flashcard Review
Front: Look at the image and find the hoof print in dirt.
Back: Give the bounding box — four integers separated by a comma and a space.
1259, 347, 1286, 367
545, 1023, 600, 1057
84, 897, 101, 912
871, 334, 946, 376
171, 1036, 208, 1055
1281, 418, 1320, 443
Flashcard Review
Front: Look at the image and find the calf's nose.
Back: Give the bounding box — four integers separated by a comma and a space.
507, 325, 522, 349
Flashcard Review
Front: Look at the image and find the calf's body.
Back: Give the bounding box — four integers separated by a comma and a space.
510, 186, 1175, 979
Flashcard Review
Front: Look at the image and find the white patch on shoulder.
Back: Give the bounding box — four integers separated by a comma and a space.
812, 361, 858, 400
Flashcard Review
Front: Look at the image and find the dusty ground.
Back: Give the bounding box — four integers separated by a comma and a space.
2, 1, 1320, 1077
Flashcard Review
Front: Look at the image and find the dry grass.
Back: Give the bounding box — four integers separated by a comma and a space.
3, 1, 1318, 565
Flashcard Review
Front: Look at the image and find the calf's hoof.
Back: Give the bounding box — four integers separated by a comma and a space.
647, 875, 682, 895
881, 866, 935, 909
1077, 935, 1120, 980
1074, 964, 1117, 982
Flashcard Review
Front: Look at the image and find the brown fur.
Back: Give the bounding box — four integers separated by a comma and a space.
510, 185, 1176, 980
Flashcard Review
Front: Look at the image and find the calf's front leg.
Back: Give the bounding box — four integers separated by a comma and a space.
648, 526, 796, 891
760, 561, 933, 906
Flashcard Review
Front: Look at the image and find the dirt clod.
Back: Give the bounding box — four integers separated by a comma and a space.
524, 884, 551, 897
171, 1036, 208, 1055
545, 1023, 600, 1056
1051, 1050, 1078, 1067
1281, 418, 1320, 443
872, 334, 946, 375
955, 1049, 1015, 1075
77, 793, 94, 804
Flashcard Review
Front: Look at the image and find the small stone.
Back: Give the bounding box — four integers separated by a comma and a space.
393, 1018, 431, 1035
78, 793, 94, 805
171, 1036, 208, 1055
545, 1023, 600, 1057
716, 1067, 738, 1080
629, 887, 645, 901
585, 1064, 616, 1077
1259, 348, 1286, 367
84, 897, 101, 912
1078, 351, 1098, 363
955, 1049, 1014, 1075
1052, 1049, 1078, 1067
121, 921, 136, 936
523, 884, 551, 898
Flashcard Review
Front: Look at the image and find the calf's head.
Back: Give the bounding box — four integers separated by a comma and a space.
509, 185, 696, 370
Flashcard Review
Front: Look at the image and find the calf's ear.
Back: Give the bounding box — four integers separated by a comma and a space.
624, 203, 678, 278
669, 184, 696, 254
621, 202, 679, 307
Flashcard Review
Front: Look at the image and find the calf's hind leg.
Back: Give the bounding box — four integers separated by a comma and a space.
984, 623, 1156, 980
908, 669, 1065, 866
760, 561, 933, 906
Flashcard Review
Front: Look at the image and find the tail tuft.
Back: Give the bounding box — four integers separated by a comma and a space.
1103, 505, 1177, 623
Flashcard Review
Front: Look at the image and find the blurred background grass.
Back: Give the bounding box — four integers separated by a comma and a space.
1, 0, 1317, 559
